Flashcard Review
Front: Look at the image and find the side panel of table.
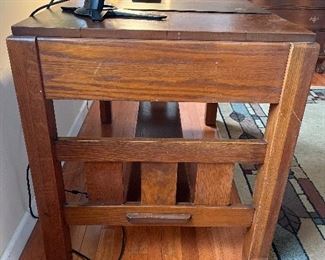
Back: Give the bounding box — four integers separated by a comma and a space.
37, 39, 290, 103
7, 36, 319, 260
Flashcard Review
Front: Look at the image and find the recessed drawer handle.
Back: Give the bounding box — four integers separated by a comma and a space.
126, 213, 192, 225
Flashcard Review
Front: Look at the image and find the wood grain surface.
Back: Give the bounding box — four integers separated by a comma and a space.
56, 138, 266, 163
84, 101, 139, 204
141, 163, 178, 205
11, 0, 315, 42
38, 39, 290, 103
65, 204, 254, 227
19, 101, 249, 260
7, 37, 72, 260
243, 42, 320, 259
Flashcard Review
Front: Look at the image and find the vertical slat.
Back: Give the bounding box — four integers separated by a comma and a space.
194, 164, 234, 206
141, 163, 178, 205
85, 101, 139, 204
136, 102, 181, 205
7, 37, 71, 259
85, 163, 124, 203
99, 101, 112, 124
243, 43, 320, 259
205, 103, 218, 127
180, 103, 234, 205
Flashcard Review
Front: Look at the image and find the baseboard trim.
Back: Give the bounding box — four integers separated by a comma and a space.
66, 101, 91, 137
0, 100, 89, 260
0, 200, 37, 260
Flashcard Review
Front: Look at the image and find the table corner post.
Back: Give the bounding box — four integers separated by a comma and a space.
242, 42, 320, 259
7, 36, 72, 260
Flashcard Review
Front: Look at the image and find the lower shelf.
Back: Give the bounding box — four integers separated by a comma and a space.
94, 225, 246, 260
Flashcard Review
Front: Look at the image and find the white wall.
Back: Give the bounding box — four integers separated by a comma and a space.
0, 1, 86, 257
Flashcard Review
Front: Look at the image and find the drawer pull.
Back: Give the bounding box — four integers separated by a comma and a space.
126, 213, 192, 224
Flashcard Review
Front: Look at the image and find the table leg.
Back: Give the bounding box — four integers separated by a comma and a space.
99, 101, 112, 124
243, 43, 319, 259
205, 103, 218, 127
7, 37, 72, 260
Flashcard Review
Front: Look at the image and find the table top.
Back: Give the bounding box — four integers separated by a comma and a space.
11, 0, 315, 42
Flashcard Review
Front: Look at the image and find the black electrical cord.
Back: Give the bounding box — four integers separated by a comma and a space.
26, 164, 125, 259
26, 165, 39, 219
30, 0, 69, 17
27, 164, 91, 259
26, 164, 88, 219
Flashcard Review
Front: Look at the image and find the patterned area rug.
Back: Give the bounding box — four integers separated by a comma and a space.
216, 89, 325, 260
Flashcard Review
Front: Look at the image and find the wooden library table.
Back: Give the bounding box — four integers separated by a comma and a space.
7, 0, 319, 259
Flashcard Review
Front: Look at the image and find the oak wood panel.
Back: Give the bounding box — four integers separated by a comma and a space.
195, 164, 235, 206
84, 101, 139, 204
179, 102, 235, 206
141, 163, 178, 205
7, 36, 72, 260
38, 39, 290, 103
136, 102, 180, 206
11, 0, 315, 42
65, 204, 254, 227
179, 102, 221, 202
56, 138, 267, 163
243, 43, 320, 258
85, 163, 125, 204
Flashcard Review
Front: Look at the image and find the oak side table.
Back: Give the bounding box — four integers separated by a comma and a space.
7, 0, 319, 259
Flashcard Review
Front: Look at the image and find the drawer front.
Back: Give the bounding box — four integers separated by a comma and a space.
38, 38, 291, 103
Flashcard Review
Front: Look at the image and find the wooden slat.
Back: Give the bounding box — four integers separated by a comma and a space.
64, 204, 254, 227
141, 163, 178, 205
56, 138, 266, 163
136, 102, 180, 205
243, 43, 320, 258
179, 102, 235, 206
38, 39, 290, 103
194, 164, 234, 206
85, 162, 125, 204
84, 101, 139, 204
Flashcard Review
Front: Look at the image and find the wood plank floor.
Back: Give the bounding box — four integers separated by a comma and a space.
20, 101, 248, 259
